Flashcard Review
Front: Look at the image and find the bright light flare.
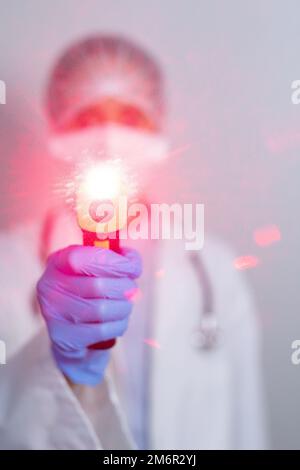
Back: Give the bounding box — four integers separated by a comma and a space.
75, 159, 136, 233
80, 161, 123, 200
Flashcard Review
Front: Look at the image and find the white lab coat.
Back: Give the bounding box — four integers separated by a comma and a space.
0, 216, 268, 449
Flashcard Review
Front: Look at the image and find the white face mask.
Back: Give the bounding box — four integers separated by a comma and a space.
48, 124, 169, 175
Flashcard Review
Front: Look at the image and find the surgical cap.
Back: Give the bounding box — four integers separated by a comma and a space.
46, 35, 164, 131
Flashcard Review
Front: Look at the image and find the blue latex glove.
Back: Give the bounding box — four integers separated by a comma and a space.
37, 245, 142, 385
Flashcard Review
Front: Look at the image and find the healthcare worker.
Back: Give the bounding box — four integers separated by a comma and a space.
0, 35, 267, 450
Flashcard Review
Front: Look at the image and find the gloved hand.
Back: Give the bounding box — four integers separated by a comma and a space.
37, 245, 142, 385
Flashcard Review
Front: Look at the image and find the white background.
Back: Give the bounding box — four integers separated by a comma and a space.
1, 0, 300, 449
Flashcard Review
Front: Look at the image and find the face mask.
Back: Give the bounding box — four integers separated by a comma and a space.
48, 124, 170, 174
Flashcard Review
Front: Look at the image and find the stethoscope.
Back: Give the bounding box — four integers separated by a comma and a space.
37, 209, 220, 352
189, 252, 220, 351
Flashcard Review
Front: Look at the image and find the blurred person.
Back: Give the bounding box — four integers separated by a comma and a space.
0, 35, 267, 450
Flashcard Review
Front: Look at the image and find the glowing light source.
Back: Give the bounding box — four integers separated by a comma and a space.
80, 161, 123, 200
75, 159, 135, 237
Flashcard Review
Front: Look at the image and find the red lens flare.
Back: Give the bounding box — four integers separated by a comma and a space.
125, 287, 142, 303
234, 255, 260, 270
155, 269, 165, 279
143, 338, 161, 349
253, 225, 281, 247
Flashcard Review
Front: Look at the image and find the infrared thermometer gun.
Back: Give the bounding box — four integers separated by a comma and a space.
76, 162, 129, 350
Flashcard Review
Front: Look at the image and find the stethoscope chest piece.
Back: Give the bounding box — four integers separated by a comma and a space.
191, 316, 220, 351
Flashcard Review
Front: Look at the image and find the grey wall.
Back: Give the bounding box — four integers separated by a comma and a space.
1, 0, 300, 449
